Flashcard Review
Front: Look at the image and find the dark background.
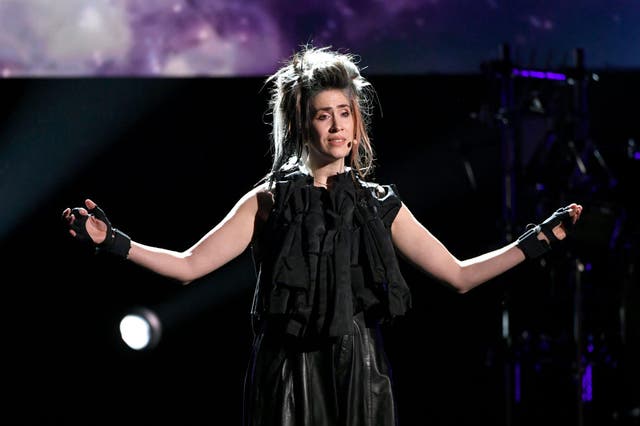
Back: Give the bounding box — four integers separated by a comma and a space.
1, 68, 638, 425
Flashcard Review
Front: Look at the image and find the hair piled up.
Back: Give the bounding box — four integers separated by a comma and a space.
264, 45, 376, 181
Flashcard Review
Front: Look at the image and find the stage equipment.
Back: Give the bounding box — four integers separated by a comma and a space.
116, 252, 255, 352
119, 307, 162, 351
480, 43, 632, 426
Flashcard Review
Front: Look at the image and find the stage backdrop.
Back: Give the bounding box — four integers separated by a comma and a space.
0, 0, 639, 77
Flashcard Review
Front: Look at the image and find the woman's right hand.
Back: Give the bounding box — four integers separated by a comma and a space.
62, 198, 108, 245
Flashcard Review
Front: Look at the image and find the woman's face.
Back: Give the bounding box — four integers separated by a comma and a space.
307, 88, 355, 169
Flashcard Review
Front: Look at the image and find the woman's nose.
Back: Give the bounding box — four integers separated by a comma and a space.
330, 117, 343, 132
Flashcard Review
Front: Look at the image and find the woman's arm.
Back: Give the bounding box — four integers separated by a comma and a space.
129, 186, 271, 284
64, 184, 273, 284
390, 203, 582, 293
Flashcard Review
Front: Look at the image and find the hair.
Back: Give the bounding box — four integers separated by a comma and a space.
263, 45, 377, 183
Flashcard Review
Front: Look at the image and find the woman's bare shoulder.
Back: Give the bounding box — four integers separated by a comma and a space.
249, 181, 274, 223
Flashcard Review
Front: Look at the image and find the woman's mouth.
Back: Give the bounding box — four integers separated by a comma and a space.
328, 138, 347, 146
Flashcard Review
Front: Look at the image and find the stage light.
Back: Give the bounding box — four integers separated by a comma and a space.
119, 307, 162, 351
116, 253, 256, 352
511, 67, 567, 81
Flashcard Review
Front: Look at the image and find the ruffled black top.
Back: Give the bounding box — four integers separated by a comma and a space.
250, 168, 412, 338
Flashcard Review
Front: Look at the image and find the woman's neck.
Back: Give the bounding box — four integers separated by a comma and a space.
307, 160, 346, 188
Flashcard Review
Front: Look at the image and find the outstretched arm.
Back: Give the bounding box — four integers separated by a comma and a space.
62, 185, 273, 284
390, 203, 582, 293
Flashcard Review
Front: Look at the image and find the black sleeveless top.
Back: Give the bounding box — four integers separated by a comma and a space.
250, 168, 412, 338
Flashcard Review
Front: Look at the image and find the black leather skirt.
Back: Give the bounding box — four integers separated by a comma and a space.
243, 312, 398, 426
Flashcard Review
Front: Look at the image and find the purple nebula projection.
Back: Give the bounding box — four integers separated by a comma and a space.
0, 0, 285, 76
0, 0, 638, 76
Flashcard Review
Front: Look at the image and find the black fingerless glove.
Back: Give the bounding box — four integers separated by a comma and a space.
69, 205, 131, 259
516, 205, 574, 259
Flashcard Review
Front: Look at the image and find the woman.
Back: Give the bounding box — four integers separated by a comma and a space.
62, 46, 582, 426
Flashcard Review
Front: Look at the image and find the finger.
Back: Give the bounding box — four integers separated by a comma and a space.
572, 205, 583, 223
85, 199, 97, 210
553, 225, 567, 240
566, 203, 579, 218
69, 229, 77, 237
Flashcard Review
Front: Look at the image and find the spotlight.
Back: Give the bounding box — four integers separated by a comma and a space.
115, 253, 255, 352
118, 307, 162, 351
